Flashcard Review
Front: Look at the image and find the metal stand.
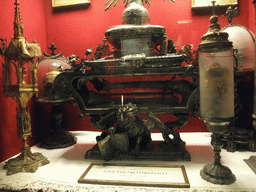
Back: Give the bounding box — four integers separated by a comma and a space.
221, 71, 256, 152
200, 133, 236, 185
4, 139, 49, 175
40, 103, 77, 149
4, 109, 49, 175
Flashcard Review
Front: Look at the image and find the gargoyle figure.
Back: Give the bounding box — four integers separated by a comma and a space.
167, 39, 177, 53
94, 103, 184, 160
226, 6, 239, 24
115, 104, 152, 156
153, 34, 168, 54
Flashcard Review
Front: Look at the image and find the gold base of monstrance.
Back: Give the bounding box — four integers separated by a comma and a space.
3, 105, 49, 175
4, 134, 50, 175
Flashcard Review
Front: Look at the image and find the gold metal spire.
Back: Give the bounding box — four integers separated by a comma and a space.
14, 0, 24, 38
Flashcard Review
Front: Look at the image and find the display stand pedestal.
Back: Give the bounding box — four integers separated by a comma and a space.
85, 141, 191, 161
3, 147, 49, 175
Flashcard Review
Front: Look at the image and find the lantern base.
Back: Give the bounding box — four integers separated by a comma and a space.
40, 129, 77, 149
3, 148, 50, 175
200, 163, 236, 185
39, 103, 77, 149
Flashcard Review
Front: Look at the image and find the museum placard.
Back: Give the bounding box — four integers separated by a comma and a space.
192, 0, 238, 8
78, 163, 190, 188
52, 0, 91, 8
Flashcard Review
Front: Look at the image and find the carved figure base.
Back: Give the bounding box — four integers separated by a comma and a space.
40, 129, 77, 149
200, 163, 236, 185
85, 141, 191, 161
3, 148, 50, 175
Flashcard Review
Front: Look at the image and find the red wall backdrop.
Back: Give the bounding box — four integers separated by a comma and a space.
0, 0, 255, 162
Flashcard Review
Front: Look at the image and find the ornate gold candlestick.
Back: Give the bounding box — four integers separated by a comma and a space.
0, 0, 49, 175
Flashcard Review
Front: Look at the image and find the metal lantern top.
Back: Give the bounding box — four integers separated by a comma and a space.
104, 0, 169, 58
222, 7, 255, 71
199, 1, 232, 52
122, 1, 150, 25
37, 44, 71, 103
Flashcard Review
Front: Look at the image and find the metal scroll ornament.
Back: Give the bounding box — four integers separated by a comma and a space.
0, 0, 49, 175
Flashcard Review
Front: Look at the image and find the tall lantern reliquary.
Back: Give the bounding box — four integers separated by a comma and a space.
0, 0, 49, 175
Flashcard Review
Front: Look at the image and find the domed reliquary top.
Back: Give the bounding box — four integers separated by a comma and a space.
105, 0, 168, 58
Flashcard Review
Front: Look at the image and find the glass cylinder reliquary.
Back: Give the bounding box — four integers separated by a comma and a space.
199, 47, 234, 124
198, 4, 236, 185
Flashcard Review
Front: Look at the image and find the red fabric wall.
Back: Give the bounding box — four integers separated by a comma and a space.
249, 2, 255, 33
0, 0, 254, 162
